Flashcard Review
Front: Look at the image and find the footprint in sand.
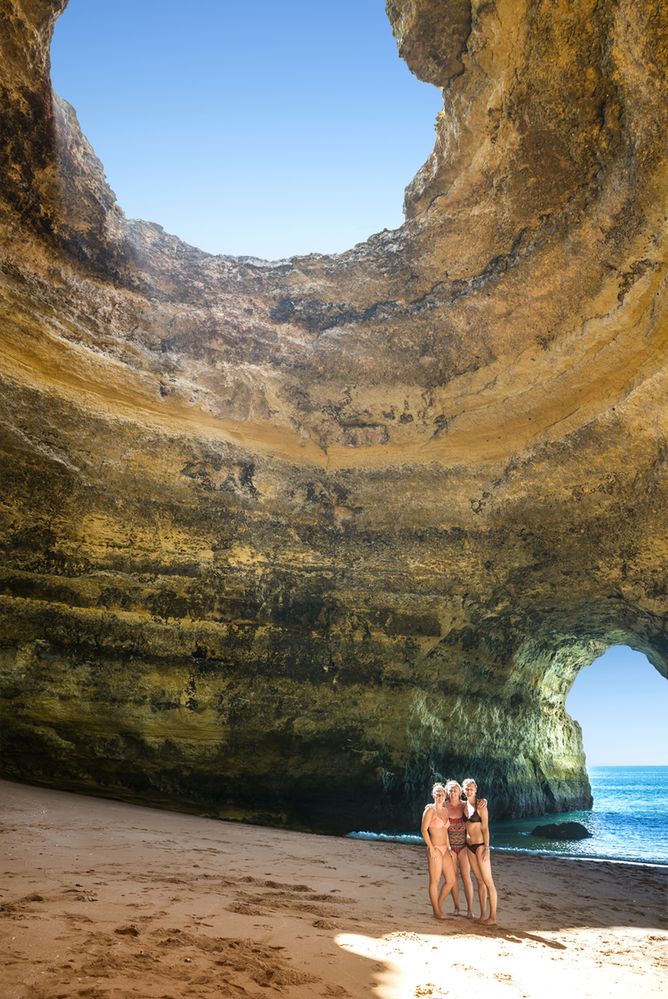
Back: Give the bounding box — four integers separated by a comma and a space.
264, 879, 312, 891
324, 985, 351, 997
229, 901, 263, 915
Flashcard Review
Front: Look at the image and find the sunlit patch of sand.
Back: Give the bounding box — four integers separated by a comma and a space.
336, 925, 668, 999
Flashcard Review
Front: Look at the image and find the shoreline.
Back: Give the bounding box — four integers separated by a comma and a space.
492, 848, 668, 869
1, 779, 666, 998
6, 775, 666, 867
348, 834, 668, 869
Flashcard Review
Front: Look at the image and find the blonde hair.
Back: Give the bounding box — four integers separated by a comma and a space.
445, 779, 461, 795
431, 782, 447, 796
462, 778, 477, 792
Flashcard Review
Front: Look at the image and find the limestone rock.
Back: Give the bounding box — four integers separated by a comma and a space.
0, 0, 666, 833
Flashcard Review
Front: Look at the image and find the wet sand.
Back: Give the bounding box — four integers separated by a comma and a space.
1, 779, 666, 998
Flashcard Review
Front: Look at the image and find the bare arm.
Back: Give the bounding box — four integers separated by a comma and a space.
421, 805, 434, 849
481, 804, 491, 849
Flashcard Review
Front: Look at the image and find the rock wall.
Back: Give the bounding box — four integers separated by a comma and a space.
0, 0, 666, 832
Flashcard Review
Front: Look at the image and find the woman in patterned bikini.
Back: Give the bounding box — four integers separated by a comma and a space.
420, 783, 457, 919
440, 779, 476, 917
462, 777, 498, 924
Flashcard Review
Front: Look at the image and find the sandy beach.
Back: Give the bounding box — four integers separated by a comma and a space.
1, 779, 666, 999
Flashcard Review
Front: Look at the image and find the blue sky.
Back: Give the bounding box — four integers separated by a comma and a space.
50, 0, 441, 259
50, 4, 667, 765
567, 646, 667, 766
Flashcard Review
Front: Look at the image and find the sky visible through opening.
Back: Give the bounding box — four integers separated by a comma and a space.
566, 646, 667, 766
50, 0, 442, 259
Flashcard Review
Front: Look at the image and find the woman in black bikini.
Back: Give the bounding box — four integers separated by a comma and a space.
462, 777, 498, 924
420, 783, 457, 919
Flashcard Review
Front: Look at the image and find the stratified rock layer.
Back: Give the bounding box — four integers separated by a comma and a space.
0, 0, 666, 832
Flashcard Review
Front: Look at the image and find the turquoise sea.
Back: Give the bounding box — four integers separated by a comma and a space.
350, 766, 668, 866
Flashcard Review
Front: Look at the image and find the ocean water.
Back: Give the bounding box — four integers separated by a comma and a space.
349, 766, 668, 866
489, 766, 668, 865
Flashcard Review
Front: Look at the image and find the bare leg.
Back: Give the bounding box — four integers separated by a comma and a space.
444, 851, 461, 913
477, 848, 498, 924
427, 850, 449, 919
467, 848, 488, 919
439, 850, 456, 909
459, 847, 475, 916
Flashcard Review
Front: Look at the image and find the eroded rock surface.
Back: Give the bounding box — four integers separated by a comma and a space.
0, 0, 666, 832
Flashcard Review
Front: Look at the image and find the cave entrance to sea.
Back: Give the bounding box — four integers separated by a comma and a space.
566, 644, 668, 769
485, 643, 668, 863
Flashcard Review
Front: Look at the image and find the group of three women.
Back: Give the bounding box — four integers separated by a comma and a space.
421, 778, 498, 924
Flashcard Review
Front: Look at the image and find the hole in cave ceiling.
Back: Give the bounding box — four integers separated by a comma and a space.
50, 0, 442, 260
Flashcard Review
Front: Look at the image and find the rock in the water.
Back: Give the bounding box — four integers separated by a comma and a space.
531, 822, 592, 841
0, 0, 666, 834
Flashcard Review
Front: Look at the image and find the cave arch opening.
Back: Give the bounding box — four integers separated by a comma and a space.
566, 644, 668, 769
480, 643, 668, 863
49, 0, 442, 259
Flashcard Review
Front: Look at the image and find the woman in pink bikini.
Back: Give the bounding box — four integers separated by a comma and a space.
420, 783, 456, 919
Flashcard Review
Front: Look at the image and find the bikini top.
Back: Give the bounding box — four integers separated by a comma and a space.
428, 808, 448, 830
466, 808, 482, 824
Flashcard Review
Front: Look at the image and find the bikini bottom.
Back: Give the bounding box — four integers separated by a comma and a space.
467, 842, 485, 855
431, 844, 449, 856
